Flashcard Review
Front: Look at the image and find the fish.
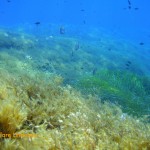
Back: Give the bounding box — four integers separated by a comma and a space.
127, 0, 131, 9
80, 9, 85, 12
83, 20, 86, 24
134, 8, 139, 10
60, 26, 65, 34
127, 61, 131, 64
7, 0, 11, 2
35, 22, 40, 25
92, 67, 97, 75
71, 51, 74, 57
126, 63, 130, 66
74, 42, 80, 51
125, 60, 132, 67
128, 0, 131, 5
139, 42, 144, 45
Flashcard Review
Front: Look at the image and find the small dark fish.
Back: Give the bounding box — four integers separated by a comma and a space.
128, 6, 131, 9
139, 42, 144, 45
108, 48, 111, 51
128, 0, 131, 5
80, 9, 85, 12
134, 8, 139, 10
92, 67, 97, 75
127, 0, 131, 9
125, 61, 131, 68
7, 0, 11, 2
60, 26, 65, 34
35, 22, 40, 25
74, 42, 80, 51
71, 51, 74, 57
127, 61, 131, 64
83, 20, 86, 24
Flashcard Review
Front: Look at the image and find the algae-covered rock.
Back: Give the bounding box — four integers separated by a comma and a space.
0, 69, 149, 150
0, 28, 149, 150
0, 29, 36, 50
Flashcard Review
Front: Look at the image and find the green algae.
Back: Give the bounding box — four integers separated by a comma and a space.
77, 70, 150, 117
0, 28, 149, 150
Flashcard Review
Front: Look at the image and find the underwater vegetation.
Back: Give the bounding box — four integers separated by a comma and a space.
77, 70, 150, 117
0, 69, 150, 150
0, 28, 149, 149
0, 29, 36, 50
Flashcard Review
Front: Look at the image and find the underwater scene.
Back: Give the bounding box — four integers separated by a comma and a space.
0, 0, 150, 149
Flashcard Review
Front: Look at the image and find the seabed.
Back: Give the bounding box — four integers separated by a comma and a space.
0, 27, 149, 150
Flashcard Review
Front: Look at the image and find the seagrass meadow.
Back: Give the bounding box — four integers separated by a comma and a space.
0, 28, 150, 150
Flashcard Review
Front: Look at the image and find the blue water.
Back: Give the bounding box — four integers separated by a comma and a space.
0, 0, 150, 42
0, 0, 150, 79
